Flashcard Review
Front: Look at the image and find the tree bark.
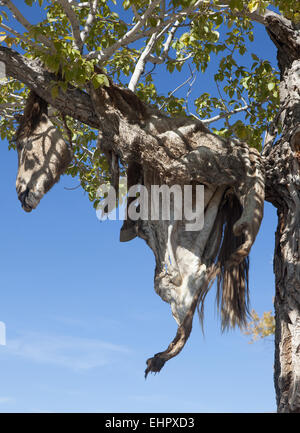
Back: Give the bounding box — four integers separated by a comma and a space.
264, 14, 300, 412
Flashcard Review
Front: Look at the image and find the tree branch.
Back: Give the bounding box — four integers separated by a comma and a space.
143, 19, 181, 67
246, 9, 286, 26
0, 0, 53, 49
85, 0, 163, 62
159, 68, 196, 110
56, 0, 83, 51
0, 22, 24, 38
84, 0, 204, 63
0, 22, 44, 51
69, 1, 90, 7
0, 0, 33, 31
161, 20, 179, 56
200, 104, 249, 125
128, 32, 159, 92
131, 4, 141, 22
0, 46, 99, 127
0, 44, 263, 195
214, 1, 284, 26
265, 13, 300, 75
80, 0, 98, 44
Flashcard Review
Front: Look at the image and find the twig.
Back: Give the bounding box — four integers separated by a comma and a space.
0, 0, 34, 31
147, 51, 192, 64
0, 0, 53, 49
81, 145, 94, 157
159, 68, 196, 111
220, 2, 282, 26
86, 0, 205, 72
142, 62, 156, 79
64, 184, 81, 190
85, 0, 163, 62
69, 1, 90, 7
215, 79, 230, 128
145, 19, 181, 65
8, 93, 23, 100
62, 113, 74, 150
56, 0, 83, 51
0, 22, 44, 51
84, 0, 205, 63
128, 32, 158, 92
131, 4, 141, 22
201, 104, 249, 124
185, 65, 197, 114
80, 0, 98, 44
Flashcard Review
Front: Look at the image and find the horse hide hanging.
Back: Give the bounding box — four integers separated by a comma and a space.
14, 86, 265, 378
89, 83, 265, 377
121, 148, 264, 377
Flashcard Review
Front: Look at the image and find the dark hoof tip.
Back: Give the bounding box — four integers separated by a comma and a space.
144, 354, 166, 378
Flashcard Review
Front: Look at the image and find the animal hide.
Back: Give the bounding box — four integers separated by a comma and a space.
15, 91, 73, 212
128, 148, 264, 377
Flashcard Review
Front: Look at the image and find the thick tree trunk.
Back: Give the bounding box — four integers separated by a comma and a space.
265, 15, 300, 412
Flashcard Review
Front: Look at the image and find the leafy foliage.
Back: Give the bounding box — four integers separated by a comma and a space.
0, 0, 299, 203
244, 309, 275, 342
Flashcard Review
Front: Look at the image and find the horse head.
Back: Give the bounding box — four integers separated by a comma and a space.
15, 92, 73, 212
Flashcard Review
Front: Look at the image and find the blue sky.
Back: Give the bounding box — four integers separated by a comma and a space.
0, 1, 278, 413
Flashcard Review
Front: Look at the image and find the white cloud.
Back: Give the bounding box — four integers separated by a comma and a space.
50, 314, 120, 330
0, 397, 14, 404
4, 332, 129, 371
0, 321, 6, 346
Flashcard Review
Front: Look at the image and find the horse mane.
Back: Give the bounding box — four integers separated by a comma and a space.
15, 91, 48, 140
216, 193, 250, 329
199, 192, 250, 330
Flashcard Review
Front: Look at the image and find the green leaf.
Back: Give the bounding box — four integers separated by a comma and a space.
248, 0, 259, 13
51, 85, 59, 99
92, 74, 110, 89
59, 81, 68, 93
229, 0, 243, 10
123, 0, 130, 10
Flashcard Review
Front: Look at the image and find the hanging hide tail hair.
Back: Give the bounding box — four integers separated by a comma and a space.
199, 191, 250, 331
119, 161, 143, 243
145, 191, 251, 378
216, 193, 250, 330
15, 91, 48, 140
